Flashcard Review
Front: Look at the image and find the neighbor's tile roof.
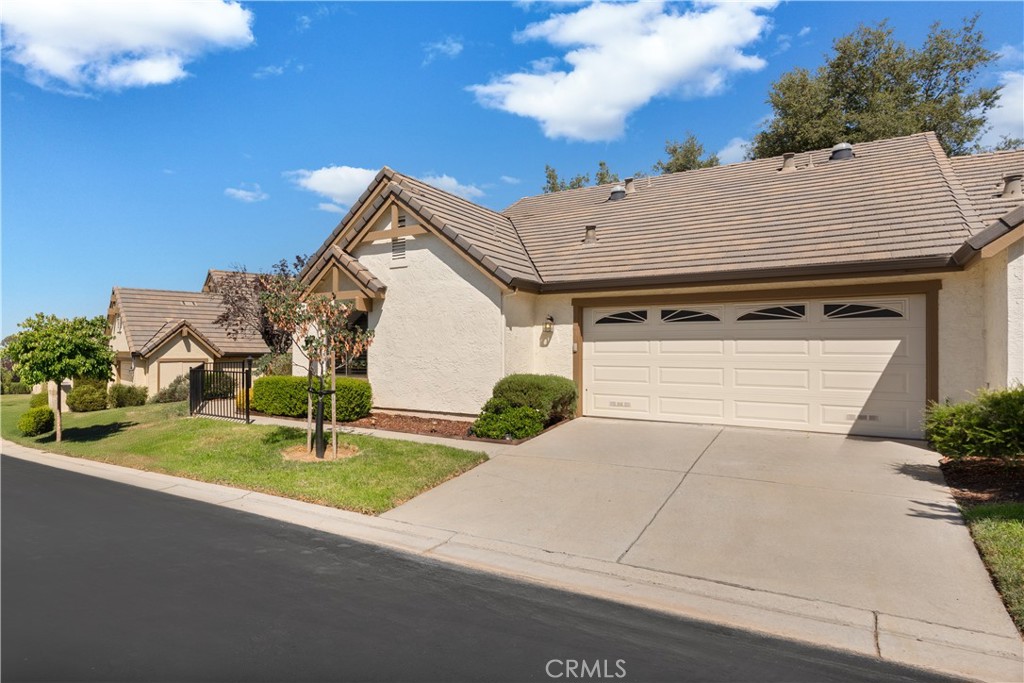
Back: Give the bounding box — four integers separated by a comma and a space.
305, 133, 1022, 291
949, 149, 1024, 225
111, 287, 269, 358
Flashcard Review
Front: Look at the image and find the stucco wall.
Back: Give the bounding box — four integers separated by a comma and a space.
357, 228, 504, 415
142, 334, 216, 395
984, 251, 1009, 388
1007, 240, 1024, 386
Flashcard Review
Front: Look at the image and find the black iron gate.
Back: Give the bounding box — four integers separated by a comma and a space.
188, 358, 252, 423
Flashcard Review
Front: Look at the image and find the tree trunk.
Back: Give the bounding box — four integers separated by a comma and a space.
54, 381, 64, 442
306, 364, 313, 453
331, 351, 337, 458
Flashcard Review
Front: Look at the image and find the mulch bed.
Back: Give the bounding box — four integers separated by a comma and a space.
940, 457, 1024, 508
347, 412, 473, 439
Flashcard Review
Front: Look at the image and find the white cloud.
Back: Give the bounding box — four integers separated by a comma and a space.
469, 1, 774, 141
797, 26, 811, 38
717, 137, 750, 164
253, 64, 285, 79
287, 165, 379, 210
979, 70, 1024, 148
224, 183, 268, 203
500, 175, 522, 185
421, 174, 484, 199
1, 0, 253, 94
423, 36, 464, 66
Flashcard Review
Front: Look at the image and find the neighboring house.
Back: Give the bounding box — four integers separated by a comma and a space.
107, 272, 268, 396
297, 132, 1023, 439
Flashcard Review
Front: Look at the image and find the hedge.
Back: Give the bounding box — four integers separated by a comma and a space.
472, 406, 545, 440
490, 374, 577, 423
19, 406, 54, 436
202, 370, 236, 400
925, 387, 1024, 459
2, 381, 30, 395
333, 378, 372, 422
29, 393, 48, 409
252, 376, 308, 417
67, 384, 107, 412
109, 383, 148, 408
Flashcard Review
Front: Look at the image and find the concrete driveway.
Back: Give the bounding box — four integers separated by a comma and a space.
384, 418, 1021, 672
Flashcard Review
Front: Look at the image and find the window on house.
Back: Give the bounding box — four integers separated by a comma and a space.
824, 303, 903, 319
737, 305, 806, 321
595, 310, 648, 324
661, 309, 720, 323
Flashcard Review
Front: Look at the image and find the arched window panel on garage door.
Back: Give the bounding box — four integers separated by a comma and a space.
660, 308, 721, 323
824, 302, 905, 319
595, 310, 648, 325
737, 304, 806, 321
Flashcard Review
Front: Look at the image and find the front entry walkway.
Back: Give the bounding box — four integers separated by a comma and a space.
383, 418, 1022, 680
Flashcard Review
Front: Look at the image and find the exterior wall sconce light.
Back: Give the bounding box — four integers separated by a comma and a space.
543, 315, 555, 333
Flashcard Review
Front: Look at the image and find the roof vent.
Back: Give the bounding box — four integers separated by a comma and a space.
1001, 173, 1023, 199
583, 225, 597, 244
780, 152, 797, 173
829, 142, 854, 161
608, 184, 626, 201
624, 177, 636, 194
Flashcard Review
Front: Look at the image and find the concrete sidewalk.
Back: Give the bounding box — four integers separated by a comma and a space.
3, 437, 1021, 682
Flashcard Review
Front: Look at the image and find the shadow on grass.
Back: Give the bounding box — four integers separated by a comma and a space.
261, 426, 305, 446
37, 421, 138, 444
963, 502, 1024, 523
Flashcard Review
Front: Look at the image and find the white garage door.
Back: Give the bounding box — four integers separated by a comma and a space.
583, 297, 927, 438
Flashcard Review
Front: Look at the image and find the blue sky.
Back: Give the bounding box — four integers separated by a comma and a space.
3, 1, 1022, 338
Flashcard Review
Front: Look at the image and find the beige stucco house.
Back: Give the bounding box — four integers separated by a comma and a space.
107, 271, 268, 396
297, 132, 1022, 439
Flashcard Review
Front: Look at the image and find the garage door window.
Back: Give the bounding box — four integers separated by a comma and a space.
824, 303, 903, 319
737, 305, 805, 321
595, 310, 648, 324
660, 309, 720, 323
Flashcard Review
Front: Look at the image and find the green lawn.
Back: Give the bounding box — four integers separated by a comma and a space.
1, 395, 486, 514
963, 503, 1024, 632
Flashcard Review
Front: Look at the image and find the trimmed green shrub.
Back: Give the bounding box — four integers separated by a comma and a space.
4, 381, 30, 395
490, 374, 577, 423
66, 384, 107, 412
202, 370, 235, 399
29, 393, 49, 409
151, 375, 189, 403
925, 387, 1024, 458
109, 383, 148, 408
333, 378, 372, 422
18, 406, 54, 436
235, 387, 253, 411
472, 406, 545, 440
252, 376, 308, 417
74, 377, 108, 393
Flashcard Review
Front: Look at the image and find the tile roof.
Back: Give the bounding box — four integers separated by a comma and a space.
949, 149, 1024, 225
110, 287, 269, 358
305, 133, 1023, 292
302, 245, 388, 295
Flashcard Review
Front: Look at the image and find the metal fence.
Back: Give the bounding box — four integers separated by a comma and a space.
188, 359, 252, 423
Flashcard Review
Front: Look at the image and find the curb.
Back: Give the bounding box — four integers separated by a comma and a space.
3, 441, 1021, 682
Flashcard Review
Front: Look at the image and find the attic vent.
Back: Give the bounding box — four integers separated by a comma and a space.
397, 214, 407, 228
829, 142, 854, 161
583, 225, 597, 244
1002, 173, 1022, 199
181, 301, 197, 306
608, 184, 626, 201
624, 177, 636, 194
391, 237, 406, 260
780, 152, 797, 172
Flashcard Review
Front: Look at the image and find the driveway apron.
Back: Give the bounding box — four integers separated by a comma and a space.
383, 418, 1018, 644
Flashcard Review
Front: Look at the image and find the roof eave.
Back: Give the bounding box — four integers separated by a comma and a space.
532, 256, 958, 294
950, 205, 1024, 266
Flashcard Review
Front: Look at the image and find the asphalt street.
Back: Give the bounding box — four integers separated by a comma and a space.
1, 455, 963, 683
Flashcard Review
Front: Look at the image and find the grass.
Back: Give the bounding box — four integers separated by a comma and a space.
962, 503, 1024, 632
1, 394, 487, 514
